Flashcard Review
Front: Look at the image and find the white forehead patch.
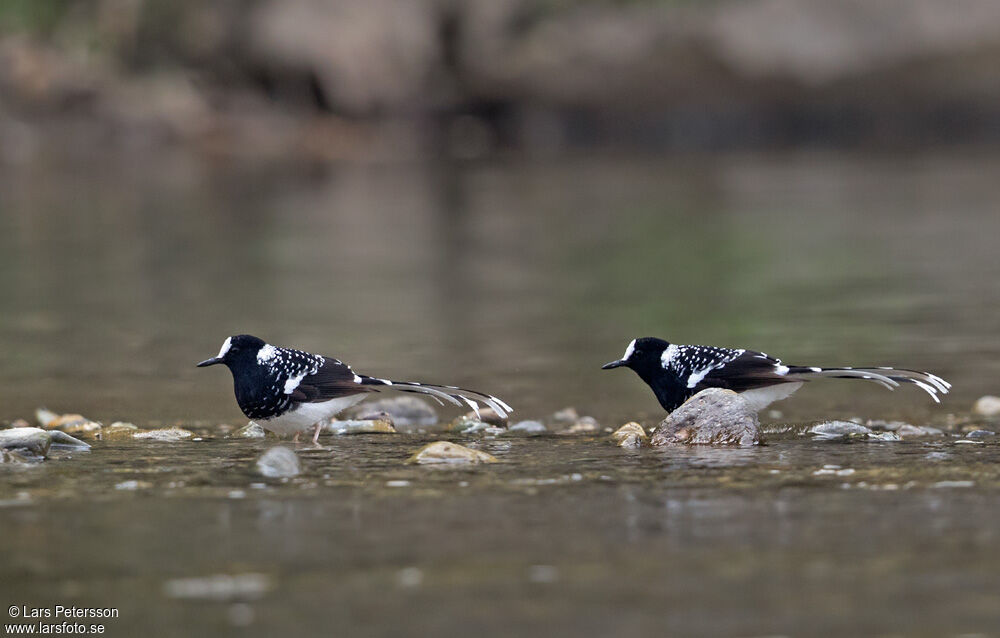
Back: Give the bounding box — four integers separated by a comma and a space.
257, 344, 278, 363
622, 339, 637, 361
216, 337, 233, 359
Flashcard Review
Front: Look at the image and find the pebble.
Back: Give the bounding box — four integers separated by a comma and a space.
611, 422, 647, 448
255, 446, 300, 478
549, 407, 580, 427
965, 429, 996, 439
347, 397, 437, 427
506, 420, 547, 436
115, 480, 152, 490
325, 419, 397, 435
132, 427, 194, 441
34, 409, 102, 436
407, 441, 498, 465
651, 388, 760, 446
558, 416, 601, 435
972, 395, 1000, 417
447, 416, 494, 435
229, 422, 267, 439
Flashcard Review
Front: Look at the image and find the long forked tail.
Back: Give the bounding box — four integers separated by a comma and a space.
359, 376, 513, 420
785, 365, 951, 403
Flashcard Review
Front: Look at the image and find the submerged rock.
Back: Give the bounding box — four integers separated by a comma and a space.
612, 422, 647, 448
98, 422, 141, 440
407, 441, 498, 465
447, 416, 503, 436
506, 420, 547, 436
973, 395, 1000, 417
229, 422, 267, 439
809, 421, 901, 441
348, 397, 437, 427
0, 427, 51, 457
326, 418, 397, 435
256, 446, 300, 478
651, 388, 760, 446
132, 427, 194, 441
0, 448, 43, 464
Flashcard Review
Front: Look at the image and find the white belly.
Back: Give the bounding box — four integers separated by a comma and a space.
258, 395, 368, 436
738, 382, 803, 412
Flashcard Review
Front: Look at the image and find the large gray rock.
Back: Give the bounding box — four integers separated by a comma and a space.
650, 389, 761, 447
0, 427, 51, 457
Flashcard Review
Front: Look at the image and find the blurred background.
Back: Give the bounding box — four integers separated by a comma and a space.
5, 4, 1000, 638
1, 0, 999, 423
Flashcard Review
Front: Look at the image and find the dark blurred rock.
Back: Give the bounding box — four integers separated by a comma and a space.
651, 389, 760, 446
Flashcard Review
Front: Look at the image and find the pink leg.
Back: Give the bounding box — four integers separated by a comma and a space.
292, 432, 300, 444
311, 423, 323, 446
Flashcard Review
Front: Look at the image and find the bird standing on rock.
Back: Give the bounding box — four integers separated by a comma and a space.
602, 337, 950, 413
198, 335, 512, 444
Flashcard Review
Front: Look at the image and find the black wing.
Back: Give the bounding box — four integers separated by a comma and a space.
698, 350, 797, 392
289, 357, 376, 403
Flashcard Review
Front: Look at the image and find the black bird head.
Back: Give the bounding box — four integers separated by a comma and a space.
602, 337, 671, 377
197, 334, 266, 370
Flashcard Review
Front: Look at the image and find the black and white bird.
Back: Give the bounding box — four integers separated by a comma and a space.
197, 335, 512, 444
602, 337, 950, 413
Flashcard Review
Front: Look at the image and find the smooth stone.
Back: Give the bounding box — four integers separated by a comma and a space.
48, 431, 91, 449
965, 429, 996, 439
612, 422, 647, 448
347, 397, 437, 427
809, 421, 873, 439
9, 419, 31, 429
558, 416, 601, 435
506, 420, 547, 436
896, 424, 944, 437
0, 427, 51, 456
325, 419, 397, 435
651, 388, 761, 446
407, 441, 498, 465
132, 427, 194, 441
256, 446, 300, 478
229, 422, 267, 439
973, 395, 1000, 417
56, 419, 102, 436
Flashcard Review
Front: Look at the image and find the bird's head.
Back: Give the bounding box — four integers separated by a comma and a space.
197, 334, 267, 369
602, 337, 671, 375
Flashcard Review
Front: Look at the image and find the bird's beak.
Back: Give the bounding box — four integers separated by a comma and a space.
197, 357, 222, 367
602, 359, 626, 370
